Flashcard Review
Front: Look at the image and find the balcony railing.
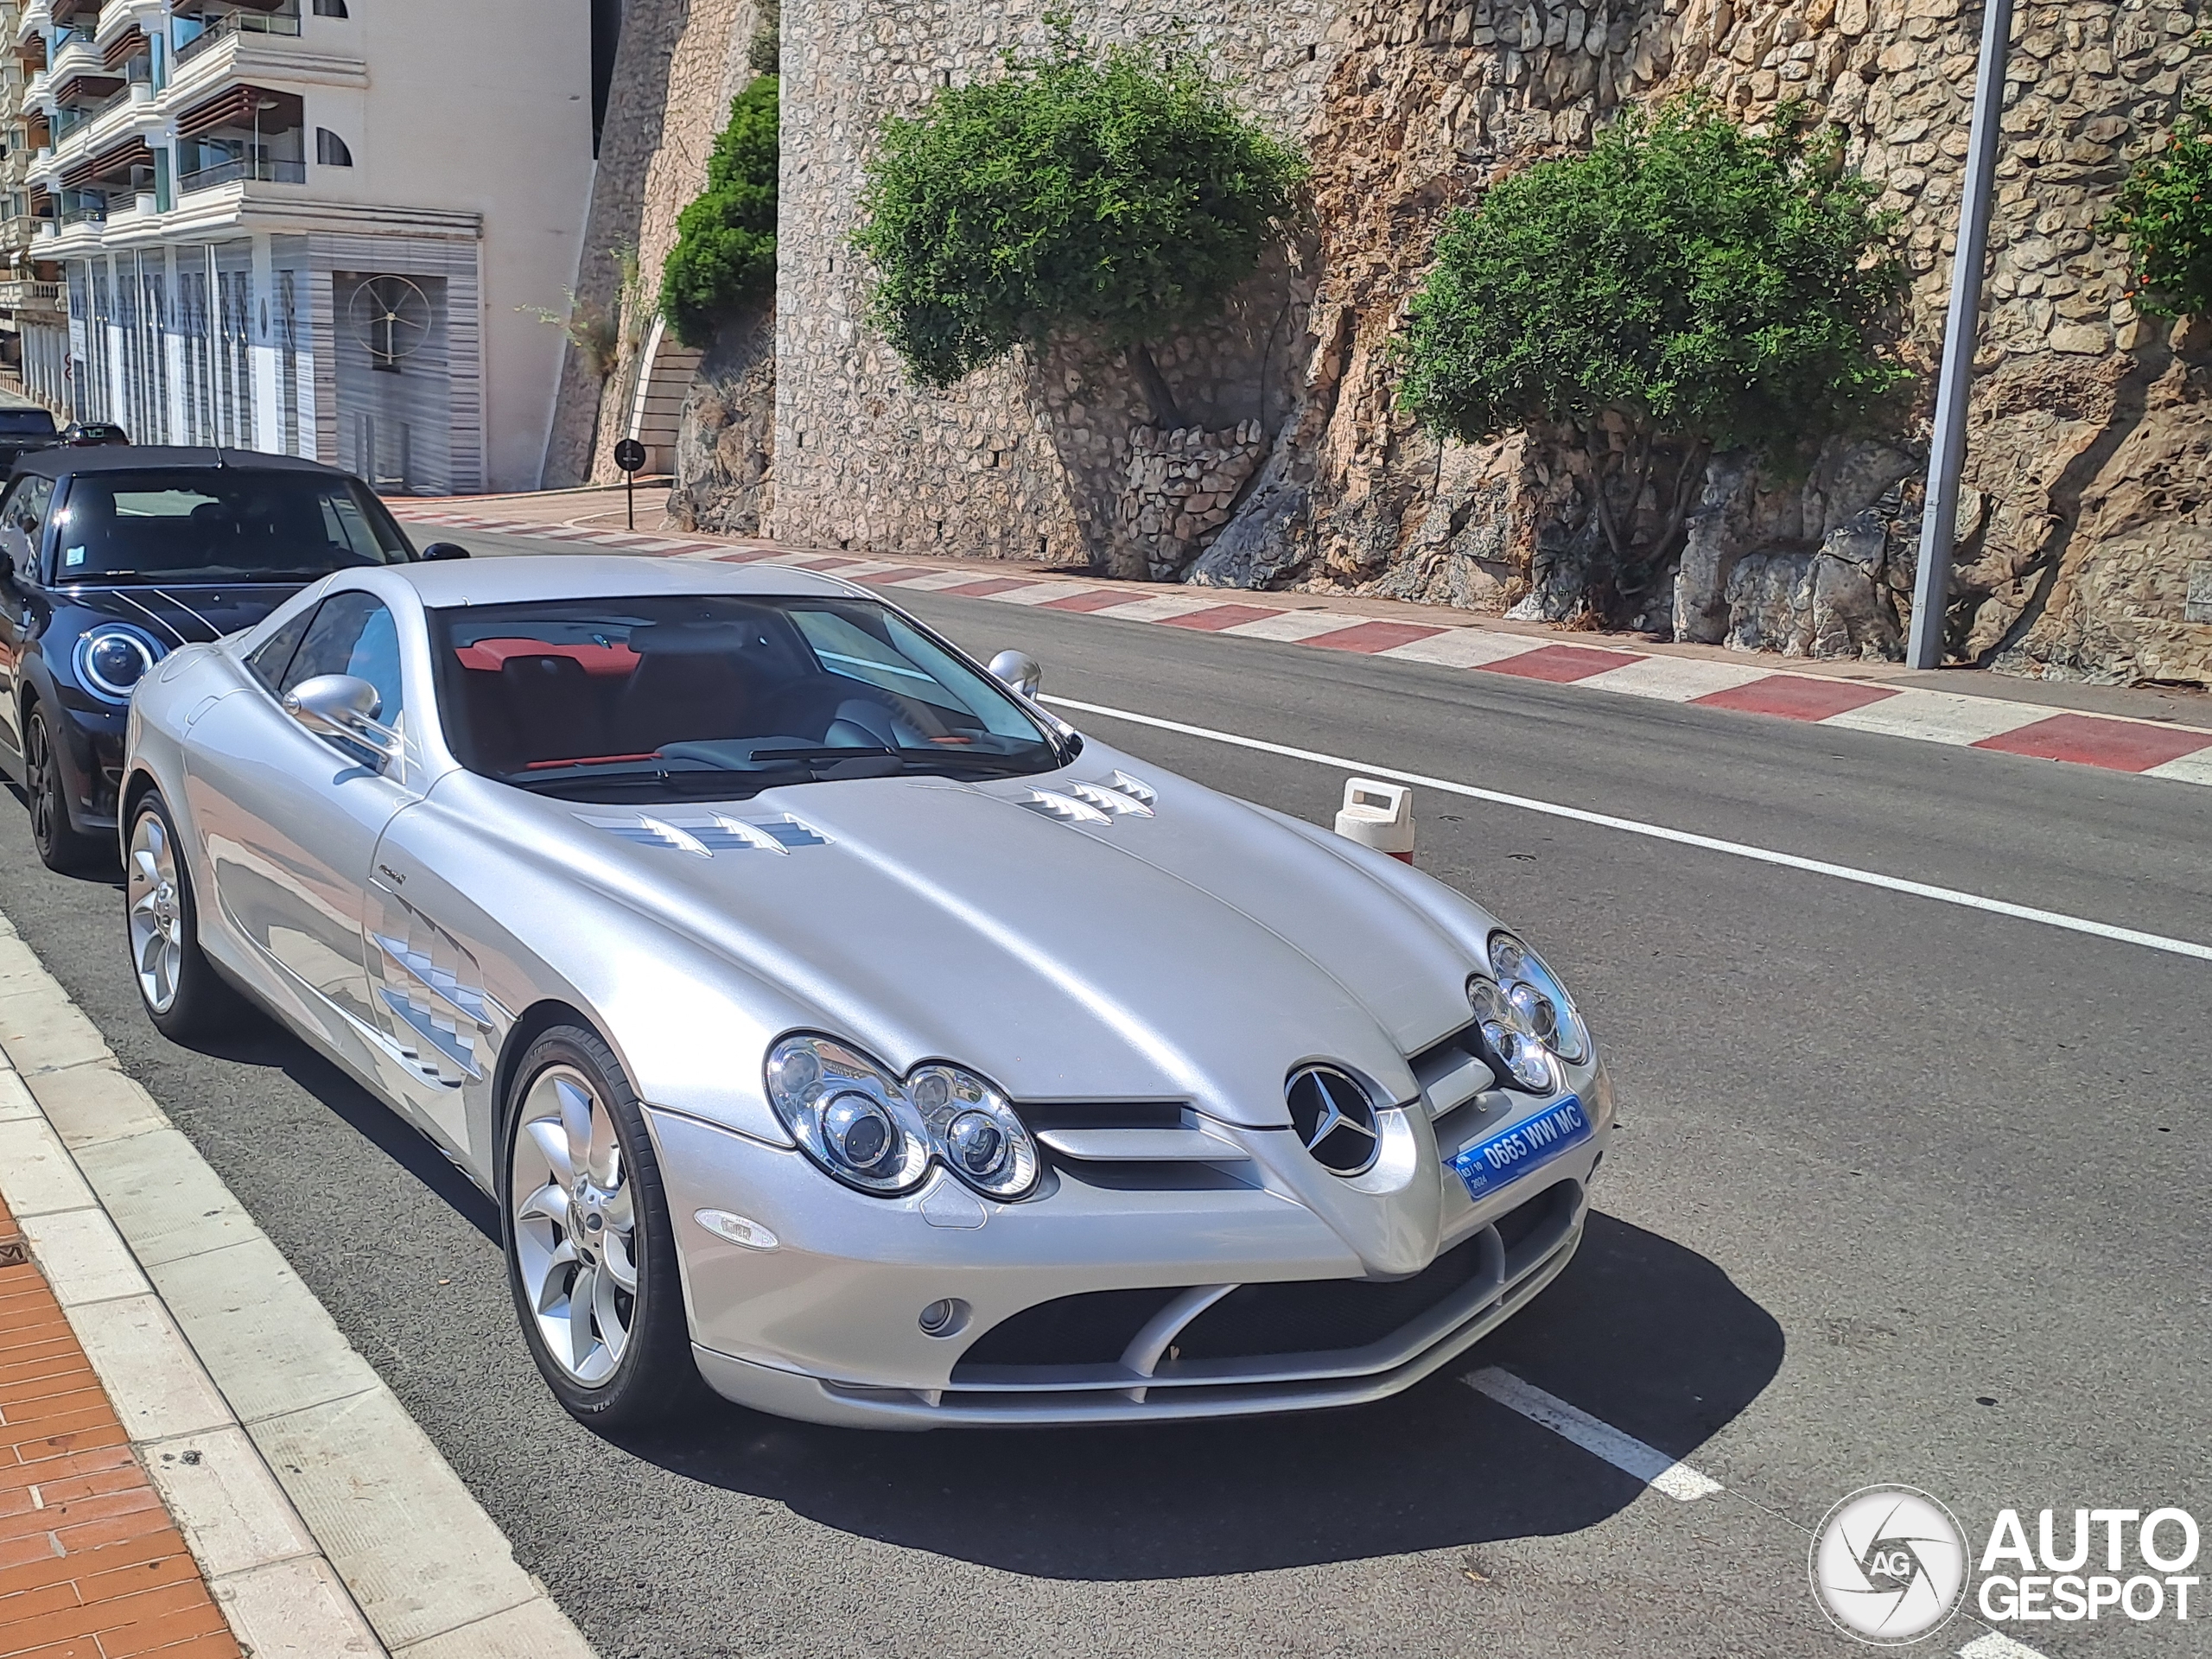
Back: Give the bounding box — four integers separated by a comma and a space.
0, 277, 60, 308
174, 9, 300, 65
58, 195, 101, 223
179, 154, 302, 191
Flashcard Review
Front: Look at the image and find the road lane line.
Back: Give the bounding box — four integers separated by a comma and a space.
1465, 1368, 1723, 1500
1043, 695, 2212, 964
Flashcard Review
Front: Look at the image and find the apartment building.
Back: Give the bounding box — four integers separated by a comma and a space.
0, 0, 594, 493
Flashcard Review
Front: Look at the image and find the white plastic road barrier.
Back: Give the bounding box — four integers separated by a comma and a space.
1335, 778, 1414, 861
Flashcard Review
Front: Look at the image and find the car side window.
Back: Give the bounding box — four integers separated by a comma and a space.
279, 591, 405, 734
244, 605, 318, 693
6, 476, 53, 546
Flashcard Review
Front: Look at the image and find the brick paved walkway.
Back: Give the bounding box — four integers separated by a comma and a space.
0, 1191, 238, 1659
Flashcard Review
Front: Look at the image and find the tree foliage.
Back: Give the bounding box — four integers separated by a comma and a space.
2101, 100, 2212, 319
850, 30, 1306, 422
661, 76, 779, 349
1398, 100, 1907, 596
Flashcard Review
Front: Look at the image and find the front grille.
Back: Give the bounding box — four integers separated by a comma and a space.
1172, 1233, 1491, 1362
1026, 1100, 1262, 1192
950, 1179, 1584, 1389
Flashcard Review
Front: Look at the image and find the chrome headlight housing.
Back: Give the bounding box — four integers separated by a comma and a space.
1486, 931, 1590, 1065
1467, 931, 1592, 1091
765, 1035, 1039, 1200
74, 624, 163, 703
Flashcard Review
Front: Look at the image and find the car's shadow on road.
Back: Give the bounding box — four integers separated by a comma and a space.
611, 1211, 1783, 1580
179, 1020, 503, 1244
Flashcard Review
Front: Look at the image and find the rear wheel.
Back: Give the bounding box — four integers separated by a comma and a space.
501, 1025, 706, 1429
26, 709, 105, 874
124, 792, 245, 1039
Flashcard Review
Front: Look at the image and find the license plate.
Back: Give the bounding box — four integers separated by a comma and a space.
1452, 1095, 1592, 1202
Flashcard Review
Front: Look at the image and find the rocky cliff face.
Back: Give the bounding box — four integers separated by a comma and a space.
609, 0, 2212, 683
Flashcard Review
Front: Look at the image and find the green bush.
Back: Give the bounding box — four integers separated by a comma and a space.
660, 76, 779, 348
1398, 101, 1906, 602
851, 31, 1306, 426
2101, 101, 2212, 319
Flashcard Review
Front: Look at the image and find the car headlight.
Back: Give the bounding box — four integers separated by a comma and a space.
1486, 931, 1590, 1065
765, 1035, 1039, 1200
75, 624, 163, 703
1467, 977, 1556, 1091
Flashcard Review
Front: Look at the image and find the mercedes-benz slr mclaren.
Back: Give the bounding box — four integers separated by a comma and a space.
119, 554, 1612, 1429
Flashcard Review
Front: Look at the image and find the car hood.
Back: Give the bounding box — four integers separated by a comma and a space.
498, 753, 1494, 1128
55, 582, 301, 646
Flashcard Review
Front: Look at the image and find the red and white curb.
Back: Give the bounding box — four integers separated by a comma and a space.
397, 510, 2212, 787
0, 912, 595, 1659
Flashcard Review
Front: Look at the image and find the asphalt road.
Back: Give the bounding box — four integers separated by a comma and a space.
4, 529, 2207, 1658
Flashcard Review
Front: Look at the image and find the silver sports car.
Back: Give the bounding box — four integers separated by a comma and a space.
120, 555, 1613, 1430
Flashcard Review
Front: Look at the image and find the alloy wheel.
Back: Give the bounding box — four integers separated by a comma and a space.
510, 1065, 638, 1385
25, 717, 54, 852
125, 810, 184, 1014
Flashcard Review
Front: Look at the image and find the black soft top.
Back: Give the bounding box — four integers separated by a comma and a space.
12, 446, 355, 481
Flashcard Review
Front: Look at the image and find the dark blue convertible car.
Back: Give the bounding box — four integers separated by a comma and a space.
0, 448, 464, 871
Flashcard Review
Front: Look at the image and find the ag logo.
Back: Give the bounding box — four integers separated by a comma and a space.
1810, 1486, 1969, 1645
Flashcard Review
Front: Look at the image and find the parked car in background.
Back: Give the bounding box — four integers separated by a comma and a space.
0, 446, 467, 872
119, 554, 1613, 1433
0, 407, 58, 474
59, 423, 130, 448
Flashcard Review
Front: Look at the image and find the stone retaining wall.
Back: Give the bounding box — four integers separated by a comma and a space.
595, 0, 2212, 683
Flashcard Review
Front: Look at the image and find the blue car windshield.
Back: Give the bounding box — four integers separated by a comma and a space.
428, 594, 1071, 800
50, 470, 414, 584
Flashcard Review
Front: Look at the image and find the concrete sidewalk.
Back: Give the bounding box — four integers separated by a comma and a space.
0, 914, 594, 1659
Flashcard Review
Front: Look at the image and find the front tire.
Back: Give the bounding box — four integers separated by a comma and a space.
125, 792, 246, 1039
27, 709, 106, 874
500, 1025, 705, 1429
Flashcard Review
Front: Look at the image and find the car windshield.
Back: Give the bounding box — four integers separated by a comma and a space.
0, 410, 55, 438
429, 594, 1071, 801
49, 469, 414, 584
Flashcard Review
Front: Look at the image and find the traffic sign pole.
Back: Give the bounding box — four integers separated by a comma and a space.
613, 437, 648, 532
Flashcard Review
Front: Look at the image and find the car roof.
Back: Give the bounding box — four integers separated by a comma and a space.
356, 553, 862, 607
12, 446, 356, 480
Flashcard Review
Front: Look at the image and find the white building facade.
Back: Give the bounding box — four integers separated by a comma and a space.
3, 0, 595, 493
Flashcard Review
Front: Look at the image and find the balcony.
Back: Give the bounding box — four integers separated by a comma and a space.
48, 29, 96, 80
174, 8, 299, 67
57, 194, 100, 223
178, 153, 301, 191
0, 276, 60, 309
15, 2, 48, 47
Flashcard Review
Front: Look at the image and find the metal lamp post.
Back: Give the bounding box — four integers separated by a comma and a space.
1904, 0, 2016, 670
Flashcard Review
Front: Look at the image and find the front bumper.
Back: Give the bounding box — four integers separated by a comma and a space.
649, 1069, 1611, 1430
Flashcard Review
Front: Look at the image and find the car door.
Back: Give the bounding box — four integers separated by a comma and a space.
181, 588, 418, 1058
0, 474, 54, 760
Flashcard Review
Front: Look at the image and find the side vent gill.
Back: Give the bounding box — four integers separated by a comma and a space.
1014, 772, 1158, 827
577, 813, 830, 855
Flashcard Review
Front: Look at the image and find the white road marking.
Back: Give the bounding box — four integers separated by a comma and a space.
1575, 655, 1774, 702
1088, 593, 1239, 623
984, 582, 1103, 606
1819, 689, 2044, 746
1465, 1368, 1723, 1501
1377, 628, 1547, 668
1043, 695, 2212, 963
2146, 747, 2212, 785
1220, 609, 1373, 642
1958, 1633, 2051, 1659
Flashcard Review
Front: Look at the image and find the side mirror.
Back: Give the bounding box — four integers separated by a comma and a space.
420, 542, 471, 563
988, 649, 1042, 699
284, 673, 396, 756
